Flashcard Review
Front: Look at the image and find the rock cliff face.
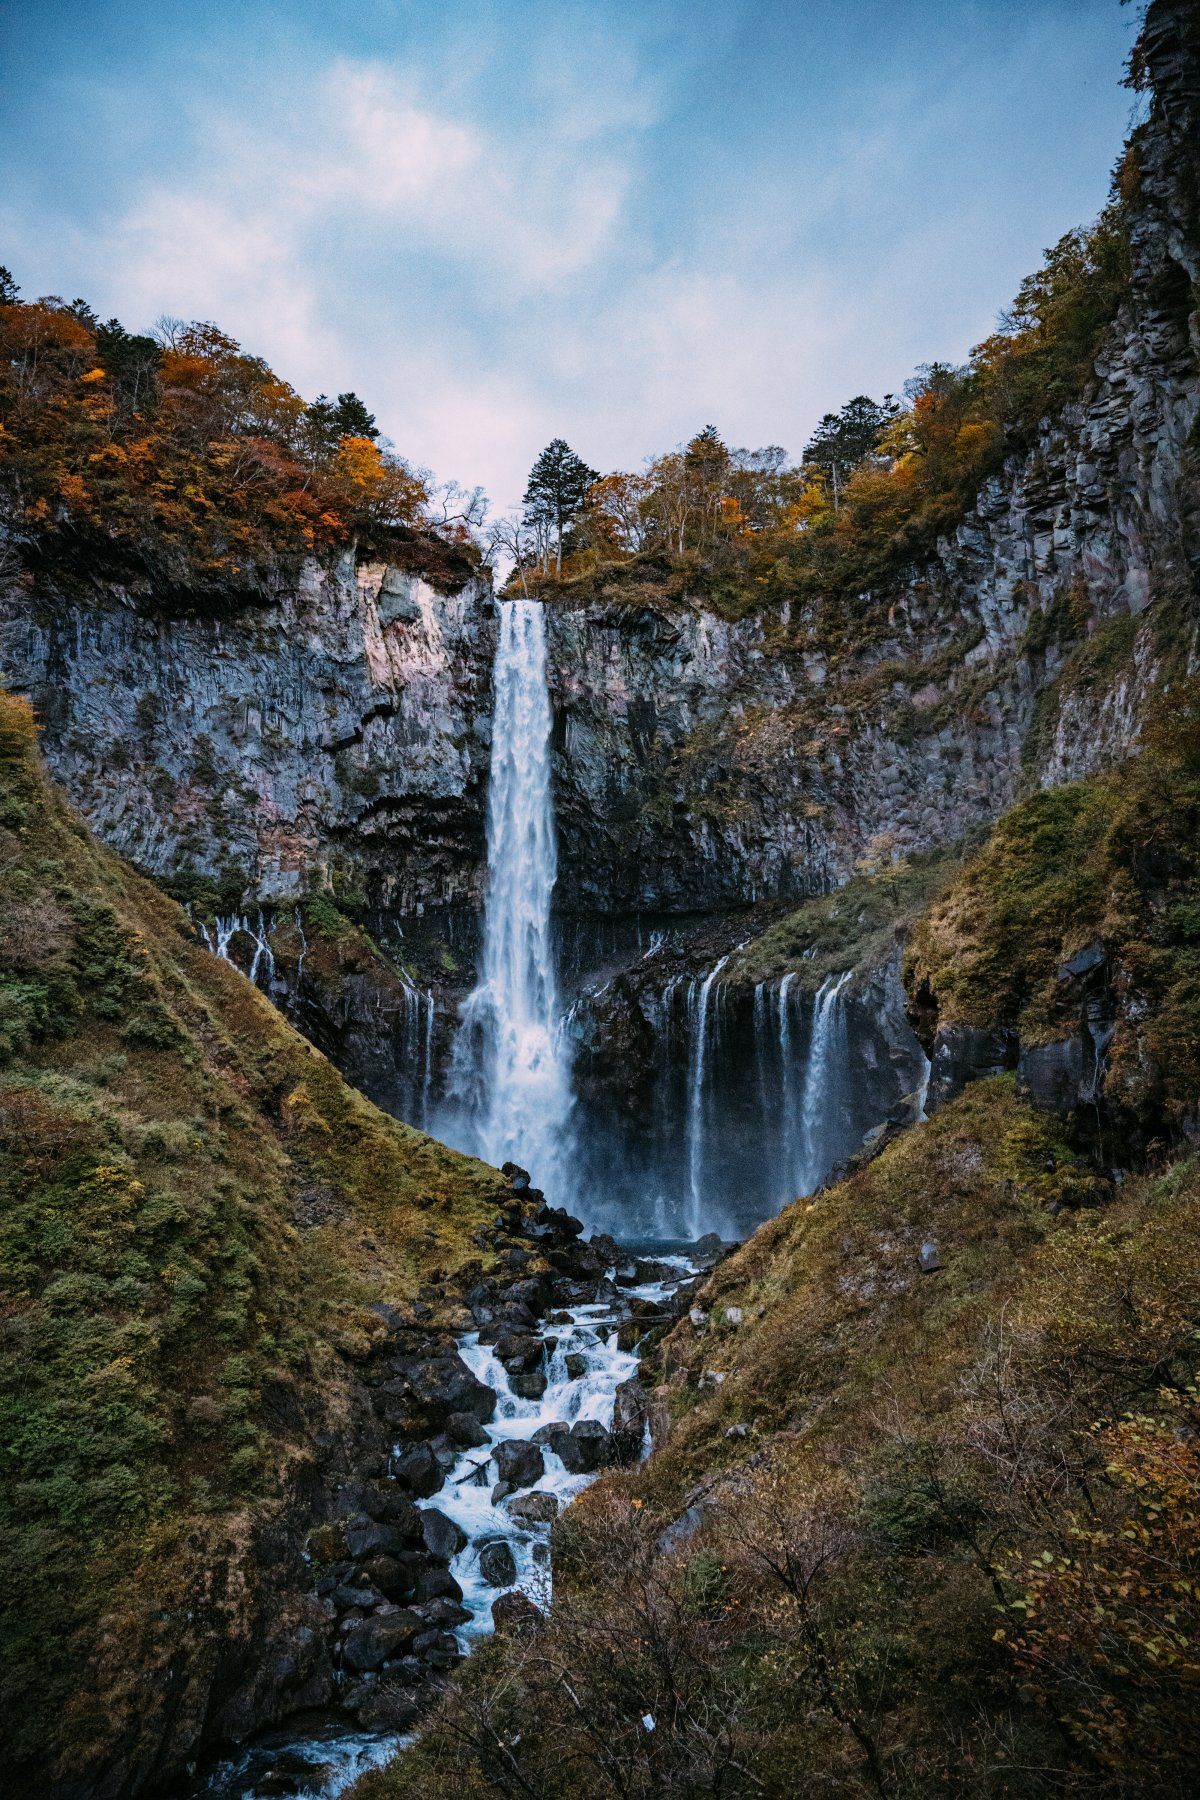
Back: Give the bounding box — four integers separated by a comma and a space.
0, 3, 1195, 1185
0, 553, 497, 914
543, 32, 1199, 916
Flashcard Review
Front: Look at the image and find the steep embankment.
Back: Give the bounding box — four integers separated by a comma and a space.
356, 703, 1200, 1799
0, 690, 511, 1796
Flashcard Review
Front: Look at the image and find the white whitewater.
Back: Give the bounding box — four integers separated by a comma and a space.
685, 954, 729, 1237
448, 599, 573, 1197
801, 970, 852, 1192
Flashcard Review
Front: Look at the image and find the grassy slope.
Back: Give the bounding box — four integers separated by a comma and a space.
0, 692, 505, 1784
906, 687, 1200, 1127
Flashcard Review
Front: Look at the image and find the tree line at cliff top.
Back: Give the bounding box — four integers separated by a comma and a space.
0, 172, 1129, 607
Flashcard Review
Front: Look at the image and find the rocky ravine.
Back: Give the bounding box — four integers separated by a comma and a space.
188, 1178, 700, 1796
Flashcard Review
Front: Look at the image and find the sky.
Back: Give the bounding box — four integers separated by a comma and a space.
0, 0, 1141, 513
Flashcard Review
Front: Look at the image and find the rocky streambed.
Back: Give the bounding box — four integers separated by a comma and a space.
196, 1173, 707, 1800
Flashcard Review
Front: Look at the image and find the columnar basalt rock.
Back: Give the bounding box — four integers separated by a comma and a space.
0, 552, 498, 914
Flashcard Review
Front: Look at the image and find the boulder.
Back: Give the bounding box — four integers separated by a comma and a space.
557, 1419, 611, 1474
360, 1481, 424, 1524
414, 1565, 464, 1603
392, 1440, 446, 1498
351, 1683, 421, 1733
532, 1421, 571, 1449
420, 1508, 468, 1562
495, 1332, 544, 1370
918, 1239, 943, 1274
345, 1514, 422, 1560
491, 1590, 543, 1636
419, 1597, 472, 1628
611, 1377, 647, 1462
359, 1553, 423, 1603
493, 1438, 545, 1489
413, 1628, 461, 1669
509, 1368, 548, 1401
505, 1491, 559, 1526
444, 1411, 488, 1449
341, 1608, 423, 1671
478, 1538, 518, 1588
564, 1352, 588, 1380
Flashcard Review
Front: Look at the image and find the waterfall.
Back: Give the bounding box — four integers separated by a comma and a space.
685, 953, 729, 1238
198, 910, 276, 989
801, 970, 851, 1191
448, 599, 573, 1197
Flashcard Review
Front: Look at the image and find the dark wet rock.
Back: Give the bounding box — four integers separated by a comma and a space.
360, 1553, 423, 1603
1018, 1037, 1093, 1113
509, 1367, 549, 1400
413, 1628, 461, 1669
612, 1377, 647, 1461
493, 1438, 545, 1489
350, 1682, 421, 1732
381, 1354, 497, 1428
392, 1439, 447, 1497
332, 1580, 385, 1612
505, 1491, 559, 1525
492, 1590, 543, 1636
445, 1411, 489, 1448
420, 1508, 469, 1562
564, 1352, 588, 1380
503, 1277, 549, 1313
418, 1597, 472, 1628
1059, 940, 1106, 980
927, 1023, 1017, 1110
502, 1161, 532, 1191
478, 1539, 518, 1588
532, 1421, 571, 1449
341, 1608, 423, 1671
345, 1514, 422, 1560
491, 1480, 513, 1506
414, 1565, 464, 1603
556, 1419, 611, 1474
495, 1331, 544, 1369
360, 1481, 423, 1525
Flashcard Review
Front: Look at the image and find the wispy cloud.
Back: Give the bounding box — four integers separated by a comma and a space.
0, 0, 1135, 505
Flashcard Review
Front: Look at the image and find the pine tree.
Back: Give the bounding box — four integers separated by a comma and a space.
523, 438, 599, 575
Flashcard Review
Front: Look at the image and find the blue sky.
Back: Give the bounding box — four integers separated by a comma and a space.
1, 0, 1139, 509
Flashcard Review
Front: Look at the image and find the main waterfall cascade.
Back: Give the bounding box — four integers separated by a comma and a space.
194, 608, 927, 1240
442, 599, 575, 1198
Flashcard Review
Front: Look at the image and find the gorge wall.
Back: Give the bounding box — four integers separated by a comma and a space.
1, 0, 1197, 1224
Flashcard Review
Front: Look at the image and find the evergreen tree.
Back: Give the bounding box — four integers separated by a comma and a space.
523, 437, 599, 574
803, 393, 898, 503
304, 391, 379, 459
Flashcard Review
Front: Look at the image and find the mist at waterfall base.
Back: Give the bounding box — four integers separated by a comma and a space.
567, 965, 921, 1242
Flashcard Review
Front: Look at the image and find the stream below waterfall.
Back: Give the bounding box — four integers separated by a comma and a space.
201, 1257, 695, 1800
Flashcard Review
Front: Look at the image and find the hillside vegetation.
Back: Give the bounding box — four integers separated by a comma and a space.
0, 690, 504, 1789
0, 277, 483, 603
